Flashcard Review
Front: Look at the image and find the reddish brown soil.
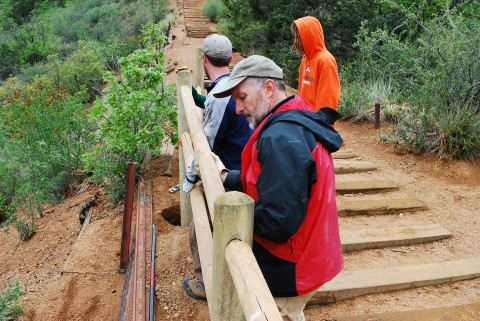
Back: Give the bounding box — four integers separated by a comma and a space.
1, 1, 480, 320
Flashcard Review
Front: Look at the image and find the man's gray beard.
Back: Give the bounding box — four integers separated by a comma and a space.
249, 94, 270, 130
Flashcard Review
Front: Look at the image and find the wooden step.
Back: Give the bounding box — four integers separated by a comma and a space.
337, 197, 427, 216
340, 224, 452, 252
334, 160, 377, 174
332, 152, 356, 159
309, 256, 480, 306
333, 301, 480, 321
336, 180, 399, 194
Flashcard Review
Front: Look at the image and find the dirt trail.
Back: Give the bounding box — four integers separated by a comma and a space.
1, 1, 479, 321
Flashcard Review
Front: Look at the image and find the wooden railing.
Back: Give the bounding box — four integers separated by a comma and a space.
177, 65, 282, 320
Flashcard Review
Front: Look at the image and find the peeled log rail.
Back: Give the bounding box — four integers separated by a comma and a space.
309, 256, 480, 306
177, 70, 192, 226
181, 132, 214, 309
337, 197, 427, 216
225, 240, 283, 321
180, 84, 225, 219
336, 179, 399, 194
340, 224, 452, 252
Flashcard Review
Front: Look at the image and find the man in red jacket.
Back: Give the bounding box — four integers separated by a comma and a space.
212, 55, 344, 321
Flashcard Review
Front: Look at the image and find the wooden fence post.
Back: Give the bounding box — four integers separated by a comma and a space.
212, 192, 254, 321
374, 103, 381, 129
177, 70, 193, 227
195, 46, 205, 90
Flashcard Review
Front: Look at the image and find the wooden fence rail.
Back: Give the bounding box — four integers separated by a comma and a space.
177, 69, 282, 320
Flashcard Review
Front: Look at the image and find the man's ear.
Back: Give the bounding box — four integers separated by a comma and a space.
203, 54, 208, 64
229, 55, 233, 64
263, 79, 275, 98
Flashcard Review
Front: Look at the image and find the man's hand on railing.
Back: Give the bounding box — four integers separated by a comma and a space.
183, 158, 201, 194
192, 86, 206, 108
211, 152, 229, 183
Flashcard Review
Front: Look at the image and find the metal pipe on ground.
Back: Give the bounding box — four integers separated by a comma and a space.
149, 224, 156, 321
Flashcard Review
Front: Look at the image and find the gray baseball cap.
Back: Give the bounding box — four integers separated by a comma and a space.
202, 34, 232, 60
212, 55, 284, 98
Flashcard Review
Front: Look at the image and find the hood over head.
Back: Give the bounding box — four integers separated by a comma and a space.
293, 16, 325, 59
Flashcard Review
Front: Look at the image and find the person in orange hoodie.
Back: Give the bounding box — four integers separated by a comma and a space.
291, 16, 340, 112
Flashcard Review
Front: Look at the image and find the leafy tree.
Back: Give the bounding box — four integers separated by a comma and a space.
84, 24, 177, 199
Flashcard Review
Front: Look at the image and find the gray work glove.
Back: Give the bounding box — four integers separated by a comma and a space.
183, 158, 201, 194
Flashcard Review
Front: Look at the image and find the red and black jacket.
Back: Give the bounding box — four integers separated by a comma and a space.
224, 96, 344, 297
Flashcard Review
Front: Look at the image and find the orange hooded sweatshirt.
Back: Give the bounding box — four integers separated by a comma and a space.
294, 16, 340, 111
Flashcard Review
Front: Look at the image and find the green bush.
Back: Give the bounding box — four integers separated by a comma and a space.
346, 7, 480, 159
0, 282, 24, 320
126, 0, 169, 32
52, 0, 130, 45
339, 76, 399, 122
393, 104, 480, 160
0, 17, 56, 78
203, 0, 224, 23
0, 76, 93, 237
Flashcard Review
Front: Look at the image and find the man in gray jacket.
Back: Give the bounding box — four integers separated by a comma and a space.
183, 34, 252, 300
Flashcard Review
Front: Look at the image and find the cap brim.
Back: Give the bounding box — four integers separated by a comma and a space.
211, 76, 246, 98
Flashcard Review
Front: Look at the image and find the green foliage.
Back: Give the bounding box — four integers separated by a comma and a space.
84, 24, 177, 199
125, 0, 169, 32
0, 76, 93, 238
219, 0, 478, 87
1, 0, 172, 81
350, 7, 480, 159
51, 0, 129, 45
0, 17, 56, 78
339, 75, 400, 123
203, 0, 224, 22
0, 282, 24, 320
393, 104, 480, 160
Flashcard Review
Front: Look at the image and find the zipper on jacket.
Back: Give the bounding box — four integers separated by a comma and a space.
290, 239, 294, 255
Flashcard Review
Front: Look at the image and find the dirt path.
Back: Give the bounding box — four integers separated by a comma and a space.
1, 1, 479, 321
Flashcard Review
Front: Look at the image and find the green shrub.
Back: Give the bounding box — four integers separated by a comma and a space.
394, 104, 480, 160
347, 7, 480, 159
338, 82, 372, 122
52, 0, 130, 45
0, 76, 93, 236
203, 0, 224, 23
0, 282, 24, 320
339, 76, 398, 122
126, 0, 169, 32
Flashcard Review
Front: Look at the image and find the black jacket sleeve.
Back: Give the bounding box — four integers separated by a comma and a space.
224, 170, 243, 192
254, 121, 317, 243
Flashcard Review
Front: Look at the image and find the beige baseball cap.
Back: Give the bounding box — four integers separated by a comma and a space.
202, 34, 232, 60
212, 55, 284, 98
